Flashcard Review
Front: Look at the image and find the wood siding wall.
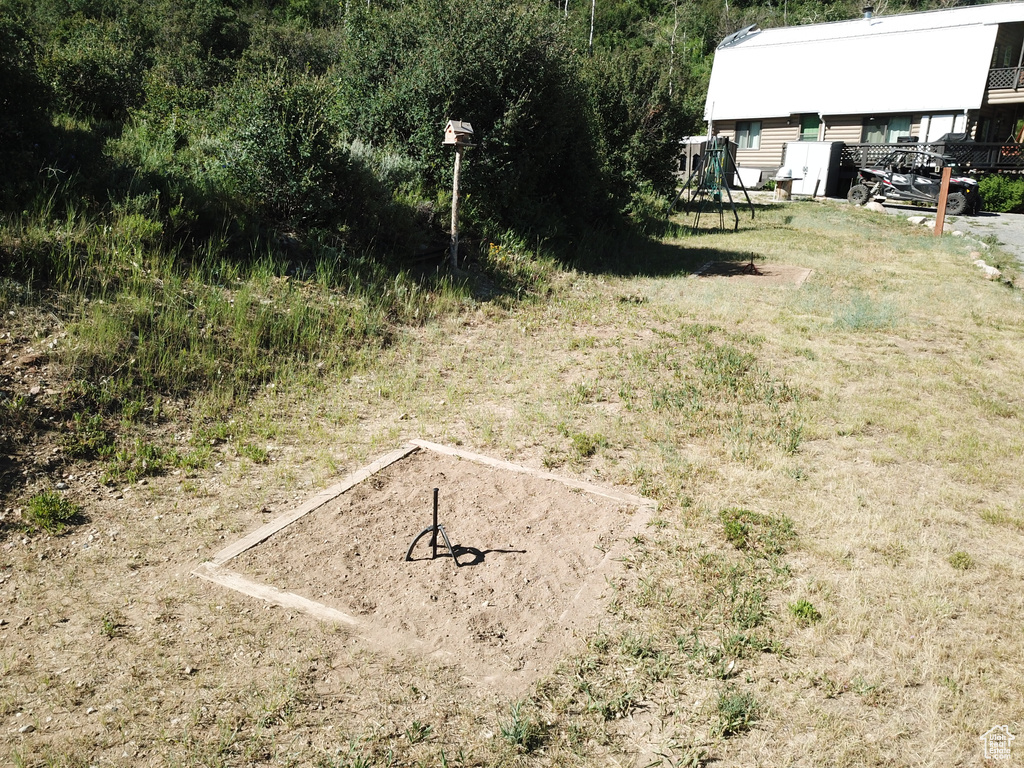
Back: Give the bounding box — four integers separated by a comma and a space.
824, 114, 930, 141
713, 117, 798, 168
822, 115, 863, 143
985, 89, 1024, 106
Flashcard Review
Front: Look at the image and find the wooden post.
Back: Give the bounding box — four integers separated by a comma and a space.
588, 0, 595, 55
450, 145, 464, 271
934, 166, 951, 236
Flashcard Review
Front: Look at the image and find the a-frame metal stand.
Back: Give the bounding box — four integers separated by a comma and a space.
670, 137, 755, 232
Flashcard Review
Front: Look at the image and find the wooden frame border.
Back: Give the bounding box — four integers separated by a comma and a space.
192, 440, 654, 626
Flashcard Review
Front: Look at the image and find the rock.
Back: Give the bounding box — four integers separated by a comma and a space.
907, 216, 927, 225
983, 265, 1002, 280
15, 353, 46, 367
973, 259, 1002, 279
952, 230, 964, 237
18, 724, 34, 733
864, 201, 886, 213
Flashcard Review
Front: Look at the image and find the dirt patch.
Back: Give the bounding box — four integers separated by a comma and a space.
205, 442, 653, 690
692, 261, 812, 285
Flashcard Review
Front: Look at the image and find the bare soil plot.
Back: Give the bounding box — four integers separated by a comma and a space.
196, 441, 652, 690
692, 261, 812, 285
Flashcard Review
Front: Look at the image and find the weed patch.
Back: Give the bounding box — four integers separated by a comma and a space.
498, 701, 543, 753
714, 689, 759, 737
24, 491, 83, 535
948, 551, 975, 571
719, 507, 795, 555
788, 599, 822, 625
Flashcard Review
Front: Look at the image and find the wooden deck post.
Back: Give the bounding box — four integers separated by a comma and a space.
934, 167, 951, 236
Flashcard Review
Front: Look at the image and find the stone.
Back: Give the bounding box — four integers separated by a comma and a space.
907, 216, 927, 225
864, 201, 886, 213
952, 231, 964, 237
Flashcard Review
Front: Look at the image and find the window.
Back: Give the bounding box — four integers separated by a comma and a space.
886, 116, 912, 141
799, 114, 821, 141
861, 115, 912, 143
736, 121, 761, 150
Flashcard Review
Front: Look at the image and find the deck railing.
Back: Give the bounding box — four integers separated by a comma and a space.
840, 141, 1024, 171
988, 66, 1024, 90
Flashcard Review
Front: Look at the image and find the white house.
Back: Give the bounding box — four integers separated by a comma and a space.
704, 2, 1024, 173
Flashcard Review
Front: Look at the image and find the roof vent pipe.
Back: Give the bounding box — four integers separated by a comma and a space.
863, 4, 873, 18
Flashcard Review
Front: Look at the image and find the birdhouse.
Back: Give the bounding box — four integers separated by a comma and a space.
443, 120, 474, 147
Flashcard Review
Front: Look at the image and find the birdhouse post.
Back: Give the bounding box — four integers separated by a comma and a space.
443, 120, 474, 271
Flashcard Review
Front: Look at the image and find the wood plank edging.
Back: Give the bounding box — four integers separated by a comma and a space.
409, 439, 654, 508
210, 443, 420, 565
192, 562, 361, 626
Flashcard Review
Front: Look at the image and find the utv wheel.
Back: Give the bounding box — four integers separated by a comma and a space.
945, 192, 968, 216
848, 184, 871, 205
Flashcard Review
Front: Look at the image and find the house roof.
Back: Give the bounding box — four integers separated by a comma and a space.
705, 2, 1024, 122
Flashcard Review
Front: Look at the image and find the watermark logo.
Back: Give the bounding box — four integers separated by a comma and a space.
980, 725, 1015, 760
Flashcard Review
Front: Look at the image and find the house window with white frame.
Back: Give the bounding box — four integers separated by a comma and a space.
736, 121, 761, 150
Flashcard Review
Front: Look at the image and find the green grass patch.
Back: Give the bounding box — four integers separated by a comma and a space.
498, 701, 544, 753
719, 507, 795, 555
24, 491, 83, 535
788, 599, 822, 625
714, 689, 759, 737
948, 551, 975, 571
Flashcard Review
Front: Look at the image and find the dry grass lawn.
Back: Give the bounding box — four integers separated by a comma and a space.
3, 198, 1023, 767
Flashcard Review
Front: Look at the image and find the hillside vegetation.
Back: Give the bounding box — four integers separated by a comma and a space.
0, 0, 988, 508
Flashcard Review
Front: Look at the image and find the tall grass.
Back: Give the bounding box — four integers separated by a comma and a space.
0, 184, 489, 488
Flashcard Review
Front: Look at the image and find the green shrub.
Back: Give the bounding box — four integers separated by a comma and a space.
25, 491, 82, 534
39, 16, 148, 119
788, 599, 822, 624
949, 550, 975, 571
213, 68, 353, 230
0, 8, 51, 204
978, 174, 1024, 213
345, 0, 603, 236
